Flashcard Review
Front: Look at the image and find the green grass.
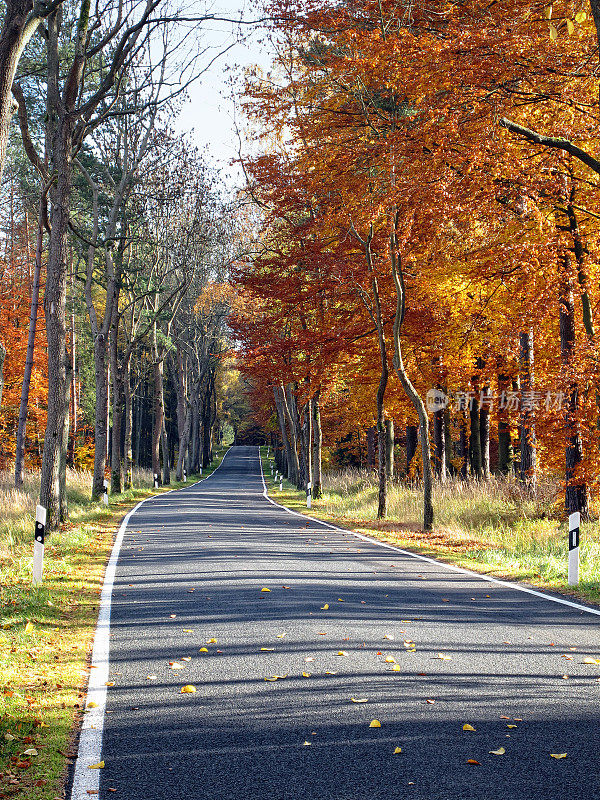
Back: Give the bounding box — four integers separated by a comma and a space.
0, 450, 227, 800
260, 448, 600, 606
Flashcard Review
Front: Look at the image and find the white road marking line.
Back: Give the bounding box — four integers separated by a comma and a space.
70, 448, 232, 800
257, 447, 600, 619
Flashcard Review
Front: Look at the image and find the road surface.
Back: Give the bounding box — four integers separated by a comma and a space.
72, 446, 600, 800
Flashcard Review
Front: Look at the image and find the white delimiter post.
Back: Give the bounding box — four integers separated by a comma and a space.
568, 511, 580, 586
279, 475, 283, 491
103, 479, 109, 505
307, 481, 312, 509
33, 505, 46, 586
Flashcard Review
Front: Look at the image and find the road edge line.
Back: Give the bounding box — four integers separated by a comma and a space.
70, 447, 232, 800
257, 447, 600, 619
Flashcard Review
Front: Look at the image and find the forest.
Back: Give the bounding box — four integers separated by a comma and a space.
1, 0, 600, 538
232, 0, 600, 536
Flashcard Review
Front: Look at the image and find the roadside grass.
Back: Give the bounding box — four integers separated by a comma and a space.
0, 451, 226, 800
260, 448, 600, 606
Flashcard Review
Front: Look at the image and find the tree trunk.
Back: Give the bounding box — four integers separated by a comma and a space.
173, 350, 188, 480
39, 115, 73, 527
123, 356, 133, 489
274, 384, 294, 480
479, 384, 491, 478
91, 336, 109, 500
59, 352, 71, 522
406, 424, 418, 474
0, 341, 5, 409
0, 1, 42, 188
433, 405, 446, 480
469, 393, 482, 479
15, 202, 43, 486
390, 215, 433, 530
283, 384, 301, 486
497, 373, 513, 475
152, 356, 164, 485
385, 417, 394, 481
190, 391, 199, 472
110, 307, 123, 494
559, 259, 589, 515
519, 329, 537, 490
458, 409, 468, 479
312, 390, 322, 498
161, 423, 170, 485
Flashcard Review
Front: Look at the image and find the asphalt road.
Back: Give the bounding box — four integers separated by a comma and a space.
89, 446, 600, 800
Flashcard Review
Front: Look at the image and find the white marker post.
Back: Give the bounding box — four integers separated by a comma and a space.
33, 505, 46, 586
153, 473, 159, 489
103, 479, 109, 505
199, 466, 202, 476
307, 481, 312, 509
183, 469, 187, 483
568, 511, 580, 586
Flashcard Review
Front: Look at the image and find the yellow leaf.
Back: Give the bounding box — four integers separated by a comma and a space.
337, 598, 344, 602
303, 740, 312, 746
261, 587, 271, 592
105, 681, 115, 686
551, 753, 567, 759
507, 725, 517, 729
351, 697, 368, 703
181, 657, 191, 662
182, 629, 193, 633
567, 19, 575, 34
549, 22, 558, 40
575, 10, 586, 22
336, 651, 349, 656
180, 685, 196, 693
302, 672, 311, 677
489, 747, 506, 755
369, 719, 381, 728
436, 653, 452, 660
206, 638, 217, 644
276, 633, 286, 639
261, 647, 275, 651
391, 664, 401, 672
198, 647, 208, 652
383, 634, 394, 640
393, 746, 402, 754
169, 662, 184, 670
264, 677, 278, 682
86, 702, 99, 709
544, 5, 552, 19
582, 657, 600, 665
463, 724, 476, 732
88, 762, 105, 769
146, 675, 157, 680
320, 604, 329, 610
385, 656, 396, 663
24, 622, 34, 634
325, 670, 338, 675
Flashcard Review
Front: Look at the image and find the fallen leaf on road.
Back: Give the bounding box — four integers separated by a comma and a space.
303, 741, 312, 746
466, 759, 480, 765
146, 675, 157, 680
302, 672, 311, 678
181, 657, 191, 662
304, 657, 314, 662
261, 648, 275, 651
105, 681, 115, 686
383, 634, 394, 640
336, 651, 349, 657
436, 653, 452, 661
86, 702, 99, 709
426, 699, 435, 704
321, 604, 329, 610
180, 685, 196, 693
182, 629, 193, 633
391, 665, 401, 671
206, 638, 217, 644
385, 656, 396, 663
276, 633, 286, 639
168, 662, 184, 670
550, 753, 567, 759
583, 657, 600, 665
88, 762, 105, 769
369, 720, 381, 728
351, 697, 368, 703
394, 747, 402, 754
198, 647, 208, 652
463, 724, 476, 732
489, 748, 505, 755
325, 671, 338, 675
507, 725, 517, 729
261, 588, 271, 592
